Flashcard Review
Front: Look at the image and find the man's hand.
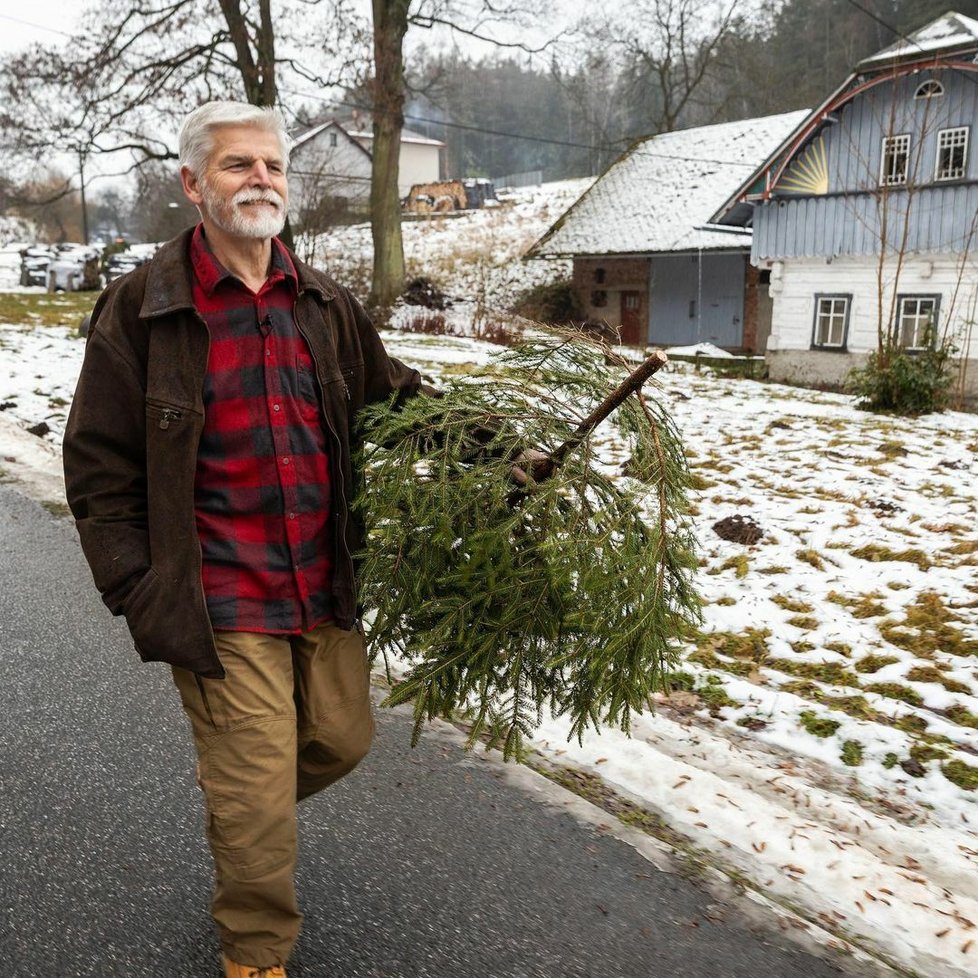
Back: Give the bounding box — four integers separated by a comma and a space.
509, 448, 552, 486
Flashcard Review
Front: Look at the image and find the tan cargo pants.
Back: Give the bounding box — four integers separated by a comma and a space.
171, 621, 374, 968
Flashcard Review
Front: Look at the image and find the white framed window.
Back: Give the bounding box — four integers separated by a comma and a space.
914, 80, 944, 99
812, 295, 851, 349
936, 127, 968, 181
895, 295, 940, 350
329, 131, 338, 147
880, 134, 911, 186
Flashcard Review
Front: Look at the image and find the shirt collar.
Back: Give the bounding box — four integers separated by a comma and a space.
189, 223, 298, 296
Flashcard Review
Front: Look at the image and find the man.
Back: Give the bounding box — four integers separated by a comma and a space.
63, 101, 424, 978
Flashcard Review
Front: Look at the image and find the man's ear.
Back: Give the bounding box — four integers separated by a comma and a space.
180, 165, 204, 207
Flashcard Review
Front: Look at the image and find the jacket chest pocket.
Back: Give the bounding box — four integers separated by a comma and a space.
146, 398, 201, 446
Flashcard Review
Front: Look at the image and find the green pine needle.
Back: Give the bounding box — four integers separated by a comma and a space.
353, 327, 701, 759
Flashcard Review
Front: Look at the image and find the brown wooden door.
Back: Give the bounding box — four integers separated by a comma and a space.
620, 291, 642, 345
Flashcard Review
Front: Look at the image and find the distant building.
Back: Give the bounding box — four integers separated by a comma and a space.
711, 11, 978, 398
526, 111, 808, 350
288, 117, 444, 230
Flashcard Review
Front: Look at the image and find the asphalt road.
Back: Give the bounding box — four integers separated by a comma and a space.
0, 484, 855, 978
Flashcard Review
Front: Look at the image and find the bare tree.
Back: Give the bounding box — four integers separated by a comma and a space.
368, 0, 560, 312
598, 0, 737, 135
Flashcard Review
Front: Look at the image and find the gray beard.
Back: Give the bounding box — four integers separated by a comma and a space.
201, 184, 286, 240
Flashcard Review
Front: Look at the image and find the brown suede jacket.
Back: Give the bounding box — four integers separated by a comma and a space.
63, 228, 423, 679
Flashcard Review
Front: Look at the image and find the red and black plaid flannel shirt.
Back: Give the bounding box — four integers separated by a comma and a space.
190, 225, 333, 633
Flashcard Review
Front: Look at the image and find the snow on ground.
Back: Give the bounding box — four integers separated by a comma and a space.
2, 178, 978, 975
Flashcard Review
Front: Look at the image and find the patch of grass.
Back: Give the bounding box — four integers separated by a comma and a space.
841, 740, 864, 766
40, 499, 71, 518
799, 710, 841, 738
824, 641, 852, 656
786, 614, 820, 630
894, 714, 929, 734
906, 666, 972, 694
697, 675, 740, 712
789, 640, 816, 654
855, 654, 900, 674
946, 539, 978, 556
909, 742, 949, 764
716, 554, 750, 578
946, 704, 978, 729
886, 580, 910, 590
712, 595, 737, 606
850, 543, 931, 571
827, 590, 887, 618
768, 658, 859, 686
882, 752, 899, 769
864, 682, 924, 707
771, 595, 814, 614
820, 695, 881, 722
664, 670, 696, 691
0, 291, 96, 328
796, 548, 825, 570
880, 592, 978, 659
877, 439, 908, 458
756, 565, 790, 575
942, 759, 978, 790
688, 472, 718, 490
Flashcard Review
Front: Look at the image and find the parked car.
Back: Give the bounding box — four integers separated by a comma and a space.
103, 243, 158, 284
19, 246, 56, 287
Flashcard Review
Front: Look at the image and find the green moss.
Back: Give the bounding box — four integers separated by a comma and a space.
909, 743, 949, 764
942, 759, 978, 790
768, 658, 859, 686
894, 714, 929, 734
882, 752, 899, 769
665, 670, 696, 692
841, 740, 864, 766
799, 710, 841, 738
820, 695, 881, 722
946, 704, 978, 729
850, 543, 931, 571
697, 676, 739, 712
880, 592, 978, 659
906, 666, 972, 694
771, 595, 814, 614
864, 682, 924, 707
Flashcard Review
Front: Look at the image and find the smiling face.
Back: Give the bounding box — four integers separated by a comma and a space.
181, 124, 289, 241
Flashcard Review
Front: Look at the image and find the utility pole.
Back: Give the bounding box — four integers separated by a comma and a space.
78, 149, 89, 245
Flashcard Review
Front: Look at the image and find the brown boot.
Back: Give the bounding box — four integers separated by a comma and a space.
222, 954, 287, 978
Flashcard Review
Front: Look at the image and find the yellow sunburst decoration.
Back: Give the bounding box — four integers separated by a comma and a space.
776, 135, 829, 195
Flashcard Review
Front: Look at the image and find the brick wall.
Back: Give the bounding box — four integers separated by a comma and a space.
572, 257, 650, 330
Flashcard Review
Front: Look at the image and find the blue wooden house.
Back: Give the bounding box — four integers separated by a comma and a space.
711, 11, 978, 399
526, 112, 807, 351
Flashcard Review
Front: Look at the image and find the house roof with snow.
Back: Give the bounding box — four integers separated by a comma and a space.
857, 10, 978, 68
290, 119, 445, 154
711, 11, 978, 228
291, 120, 372, 156
526, 110, 809, 259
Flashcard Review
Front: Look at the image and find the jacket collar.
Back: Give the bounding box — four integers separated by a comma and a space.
140, 225, 338, 320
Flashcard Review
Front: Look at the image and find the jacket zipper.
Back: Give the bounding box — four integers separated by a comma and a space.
158, 408, 181, 430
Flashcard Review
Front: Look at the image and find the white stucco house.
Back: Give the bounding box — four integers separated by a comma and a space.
288, 117, 444, 230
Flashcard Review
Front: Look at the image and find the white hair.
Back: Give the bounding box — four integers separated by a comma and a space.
178, 101, 291, 177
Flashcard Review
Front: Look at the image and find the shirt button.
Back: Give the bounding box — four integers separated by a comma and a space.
282, 457, 290, 465
272, 403, 281, 412
288, 512, 296, 520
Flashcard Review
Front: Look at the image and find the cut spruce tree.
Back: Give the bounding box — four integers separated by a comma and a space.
353, 328, 700, 758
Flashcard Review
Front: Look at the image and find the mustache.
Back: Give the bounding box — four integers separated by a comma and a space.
232, 188, 285, 209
